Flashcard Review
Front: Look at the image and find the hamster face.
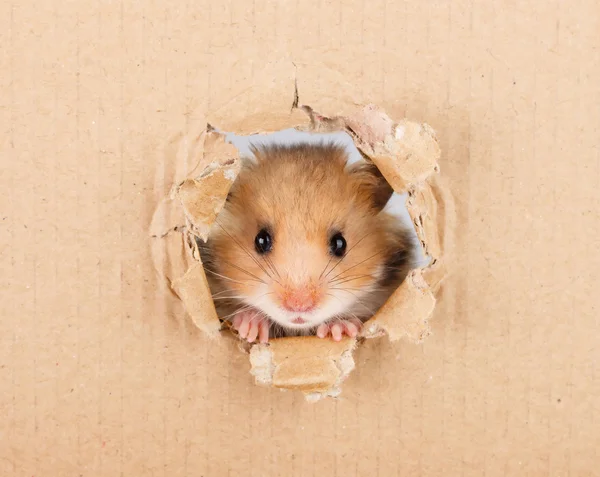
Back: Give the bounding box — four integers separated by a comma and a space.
203, 143, 412, 332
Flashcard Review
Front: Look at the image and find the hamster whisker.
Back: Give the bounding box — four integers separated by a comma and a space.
211, 289, 241, 298
322, 233, 370, 280
326, 293, 374, 323
246, 311, 263, 324
215, 258, 266, 284
327, 287, 375, 316
319, 254, 335, 281
204, 268, 252, 286
327, 250, 385, 283
335, 289, 377, 316
329, 269, 377, 284
220, 297, 269, 321
329, 274, 376, 286
337, 313, 361, 324
262, 253, 282, 280
215, 219, 278, 283
338, 285, 383, 291
219, 304, 256, 321
211, 296, 249, 301
325, 292, 343, 305
330, 286, 378, 292
325, 294, 361, 322
328, 313, 360, 327
268, 320, 284, 338
347, 311, 362, 323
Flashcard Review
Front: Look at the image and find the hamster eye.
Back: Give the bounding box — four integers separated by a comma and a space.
329, 233, 347, 257
254, 229, 273, 254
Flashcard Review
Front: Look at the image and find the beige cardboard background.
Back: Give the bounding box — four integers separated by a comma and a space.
1, 1, 599, 475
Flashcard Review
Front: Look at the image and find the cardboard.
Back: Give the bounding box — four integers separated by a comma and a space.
156, 103, 443, 399
250, 337, 357, 400
3, 0, 600, 474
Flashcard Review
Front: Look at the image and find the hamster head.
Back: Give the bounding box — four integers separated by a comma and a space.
204, 143, 412, 332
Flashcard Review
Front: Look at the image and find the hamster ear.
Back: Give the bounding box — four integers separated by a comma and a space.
348, 160, 394, 211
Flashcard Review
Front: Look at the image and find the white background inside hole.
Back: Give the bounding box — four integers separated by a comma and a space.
225, 129, 430, 268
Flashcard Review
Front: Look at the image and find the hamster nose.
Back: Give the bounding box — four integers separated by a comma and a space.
281, 287, 317, 312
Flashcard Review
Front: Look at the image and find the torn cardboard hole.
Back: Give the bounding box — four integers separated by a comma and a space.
151, 103, 444, 401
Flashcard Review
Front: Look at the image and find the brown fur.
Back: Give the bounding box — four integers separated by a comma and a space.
199, 143, 415, 336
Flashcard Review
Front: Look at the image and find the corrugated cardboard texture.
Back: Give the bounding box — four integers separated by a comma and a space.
1, 1, 599, 475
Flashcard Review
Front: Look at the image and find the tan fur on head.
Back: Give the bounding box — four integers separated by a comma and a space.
199, 142, 414, 335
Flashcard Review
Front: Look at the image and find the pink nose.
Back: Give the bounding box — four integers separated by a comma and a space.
282, 288, 317, 312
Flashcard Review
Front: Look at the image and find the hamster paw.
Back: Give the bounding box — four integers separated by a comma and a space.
316, 318, 362, 342
232, 310, 270, 344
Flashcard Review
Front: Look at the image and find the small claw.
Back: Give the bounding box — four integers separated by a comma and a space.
331, 323, 343, 341
258, 320, 270, 343
237, 315, 250, 338
344, 321, 358, 338
317, 323, 329, 338
247, 318, 260, 343
231, 310, 271, 344
232, 315, 242, 329
316, 319, 363, 341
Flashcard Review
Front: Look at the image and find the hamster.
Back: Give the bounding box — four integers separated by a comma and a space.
198, 143, 415, 344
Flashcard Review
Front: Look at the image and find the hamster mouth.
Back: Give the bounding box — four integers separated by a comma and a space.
291, 317, 306, 324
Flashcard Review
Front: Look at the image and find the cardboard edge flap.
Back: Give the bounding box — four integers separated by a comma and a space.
149, 196, 187, 239
171, 262, 221, 337
176, 155, 241, 242
150, 128, 240, 278
406, 182, 442, 262
300, 104, 441, 194
249, 337, 356, 400
152, 129, 243, 338
362, 268, 436, 343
